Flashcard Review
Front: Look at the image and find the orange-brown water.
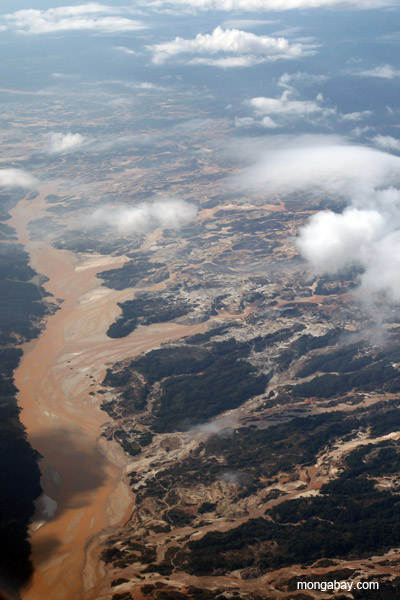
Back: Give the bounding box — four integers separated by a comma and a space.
9, 189, 207, 600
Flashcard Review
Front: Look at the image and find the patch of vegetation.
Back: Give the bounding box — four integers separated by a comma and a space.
315, 274, 358, 295
139, 584, 232, 600
129, 344, 217, 384
253, 324, 305, 353
111, 578, 129, 587
368, 402, 400, 437
113, 429, 154, 456
104, 338, 270, 434
0, 221, 17, 240
135, 411, 355, 508
184, 439, 400, 576
101, 541, 156, 568
296, 343, 372, 378
101, 371, 148, 418
0, 191, 25, 220
292, 361, 400, 399
149, 340, 269, 432
0, 245, 48, 591
275, 328, 342, 370
163, 507, 195, 527
0, 243, 54, 345
198, 502, 217, 514
54, 229, 139, 255
184, 322, 241, 345
204, 413, 353, 480
352, 577, 400, 599
99, 256, 168, 290
107, 295, 190, 338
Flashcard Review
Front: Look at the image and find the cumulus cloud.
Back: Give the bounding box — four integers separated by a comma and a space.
0, 168, 38, 188
372, 134, 400, 153
237, 135, 400, 302
191, 55, 262, 67
146, 0, 394, 10
43, 132, 87, 154
298, 207, 386, 273
1, 4, 146, 35
278, 71, 328, 89
339, 111, 372, 121
247, 90, 335, 126
113, 45, 137, 55
261, 116, 279, 127
90, 199, 198, 235
149, 26, 316, 66
250, 90, 332, 117
297, 194, 400, 302
358, 64, 400, 79
245, 86, 372, 128
237, 138, 400, 199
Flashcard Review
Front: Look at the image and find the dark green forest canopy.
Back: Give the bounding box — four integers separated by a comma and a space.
185, 438, 400, 576
103, 339, 270, 432
0, 217, 50, 592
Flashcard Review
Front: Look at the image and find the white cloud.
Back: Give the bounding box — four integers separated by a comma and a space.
51, 72, 79, 79
248, 90, 335, 126
134, 82, 164, 90
113, 45, 137, 55
237, 135, 400, 302
235, 116, 256, 127
297, 192, 400, 302
298, 207, 386, 273
149, 26, 316, 66
351, 125, 372, 137
246, 87, 371, 128
358, 64, 400, 79
191, 55, 262, 67
222, 18, 278, 28
250, 91, 331, 117
43, 132, 86, 154
191, 417, 235, 436
146, 0, 394, 11
108, 97, 134, 108
339, 111, 372, 121
261, 116, 279, 127
90, 79, 166, 92
1, 4, 146, 35
237, 138, 400, 201
278, 71, 328, 89
90, 199, 198, 235
0, 168, 38, 188
372, 135, 400, 153
272, 25, 303, 36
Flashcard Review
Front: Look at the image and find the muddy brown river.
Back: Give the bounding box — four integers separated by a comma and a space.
9, 188, 207, 600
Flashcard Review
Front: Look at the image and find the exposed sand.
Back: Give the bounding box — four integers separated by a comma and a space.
9, 189, 208, 600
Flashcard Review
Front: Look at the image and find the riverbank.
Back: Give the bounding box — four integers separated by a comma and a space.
9, 187, 207, 600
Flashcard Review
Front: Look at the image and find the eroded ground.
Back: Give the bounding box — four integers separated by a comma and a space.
3, 85, 400, 600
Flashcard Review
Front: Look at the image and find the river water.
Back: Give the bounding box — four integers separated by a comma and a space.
9, 188, 207, 600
